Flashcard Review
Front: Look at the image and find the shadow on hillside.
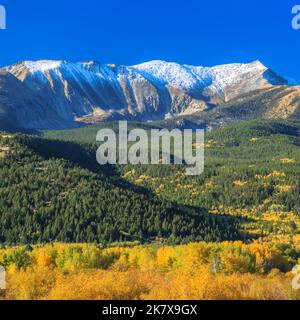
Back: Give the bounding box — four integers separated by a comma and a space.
21, 136, 163, 197
18, 135, 254, 242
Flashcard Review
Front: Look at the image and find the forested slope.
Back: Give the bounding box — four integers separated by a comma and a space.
0, 134, 240, 244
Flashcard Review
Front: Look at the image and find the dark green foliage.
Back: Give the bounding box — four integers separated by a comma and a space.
0, 134, 241, 245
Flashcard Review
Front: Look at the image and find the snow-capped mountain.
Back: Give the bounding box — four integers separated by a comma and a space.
0, 59, 298, 130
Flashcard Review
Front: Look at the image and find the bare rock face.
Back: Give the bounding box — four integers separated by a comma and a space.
0, 70, 65, 130
0, 59, 298, 130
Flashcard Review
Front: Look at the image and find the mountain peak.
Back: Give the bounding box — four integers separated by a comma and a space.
250, 59, 265, 66
135, 59, 167, 66
248, 60, 268, 70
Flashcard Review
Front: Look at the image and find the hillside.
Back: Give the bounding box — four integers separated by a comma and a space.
0, 133, 240, 244
44, 119, 300, 240
1, 119, 300, 301
1, 119, 300, 244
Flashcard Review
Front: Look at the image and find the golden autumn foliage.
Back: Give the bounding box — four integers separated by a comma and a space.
0, 240, 299, 300
233, 180, 248, 187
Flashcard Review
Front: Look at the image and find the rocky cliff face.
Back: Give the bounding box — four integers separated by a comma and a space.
0, 59, 298, 130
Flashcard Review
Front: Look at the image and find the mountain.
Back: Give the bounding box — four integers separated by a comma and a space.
0, 59, 299, 130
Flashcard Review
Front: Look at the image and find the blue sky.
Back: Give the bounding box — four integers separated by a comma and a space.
0, 0, 300, 79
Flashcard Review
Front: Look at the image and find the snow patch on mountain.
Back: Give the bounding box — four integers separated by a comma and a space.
6, 59, 276, 95
24, 60, 63, 73
133, 60, 269, 95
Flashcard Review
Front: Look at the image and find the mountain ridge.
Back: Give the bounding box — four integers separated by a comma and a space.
0, 59, 299, 130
